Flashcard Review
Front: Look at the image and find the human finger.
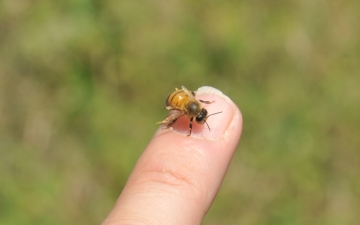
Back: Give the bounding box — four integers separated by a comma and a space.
102, 86, 242, 225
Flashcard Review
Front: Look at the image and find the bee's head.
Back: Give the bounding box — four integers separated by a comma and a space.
196, 110, 222, 131
195, 108, 208, 124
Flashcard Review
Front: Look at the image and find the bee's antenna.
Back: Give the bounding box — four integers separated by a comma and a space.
207, 111, 222, 118
205, 121, 211, 131
205, 111, 222, 131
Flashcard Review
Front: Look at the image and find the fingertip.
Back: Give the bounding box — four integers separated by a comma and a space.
103, 86, 242, 225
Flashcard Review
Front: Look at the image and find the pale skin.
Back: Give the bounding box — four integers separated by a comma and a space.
102, 87, 242, 225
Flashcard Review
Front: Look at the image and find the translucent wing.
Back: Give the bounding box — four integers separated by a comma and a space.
156, 110, 184, 128
181, 86, 195, 97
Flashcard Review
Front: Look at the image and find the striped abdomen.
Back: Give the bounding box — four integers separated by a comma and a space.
166, 89, 190, 109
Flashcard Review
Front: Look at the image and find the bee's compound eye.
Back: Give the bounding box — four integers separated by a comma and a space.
196, 108, 208, 124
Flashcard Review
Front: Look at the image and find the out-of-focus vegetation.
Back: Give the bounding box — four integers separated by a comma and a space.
1, 0, 359, 224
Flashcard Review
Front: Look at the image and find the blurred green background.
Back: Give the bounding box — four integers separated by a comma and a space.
1, 0, 360, 224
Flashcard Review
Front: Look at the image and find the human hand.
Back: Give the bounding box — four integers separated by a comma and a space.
102, 86, 242, 225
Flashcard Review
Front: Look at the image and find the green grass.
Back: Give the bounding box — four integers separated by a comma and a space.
1, 0, 360, 224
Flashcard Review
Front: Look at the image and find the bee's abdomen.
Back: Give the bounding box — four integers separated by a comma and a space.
166, 90, 187, 108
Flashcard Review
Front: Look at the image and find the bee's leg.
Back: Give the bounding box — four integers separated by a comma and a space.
199, 100, 215, 104
188, 117, 194, 136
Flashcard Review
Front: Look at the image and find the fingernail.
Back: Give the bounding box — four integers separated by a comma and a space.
170, 86, 237, 139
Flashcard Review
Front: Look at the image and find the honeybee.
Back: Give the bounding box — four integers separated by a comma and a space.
157, 86, 222, 136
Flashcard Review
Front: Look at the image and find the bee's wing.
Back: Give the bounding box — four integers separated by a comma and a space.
156, 110, 184, 125
181, 86, 195, 97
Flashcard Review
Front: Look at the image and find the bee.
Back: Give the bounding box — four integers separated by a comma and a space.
157, 86, 222, 136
